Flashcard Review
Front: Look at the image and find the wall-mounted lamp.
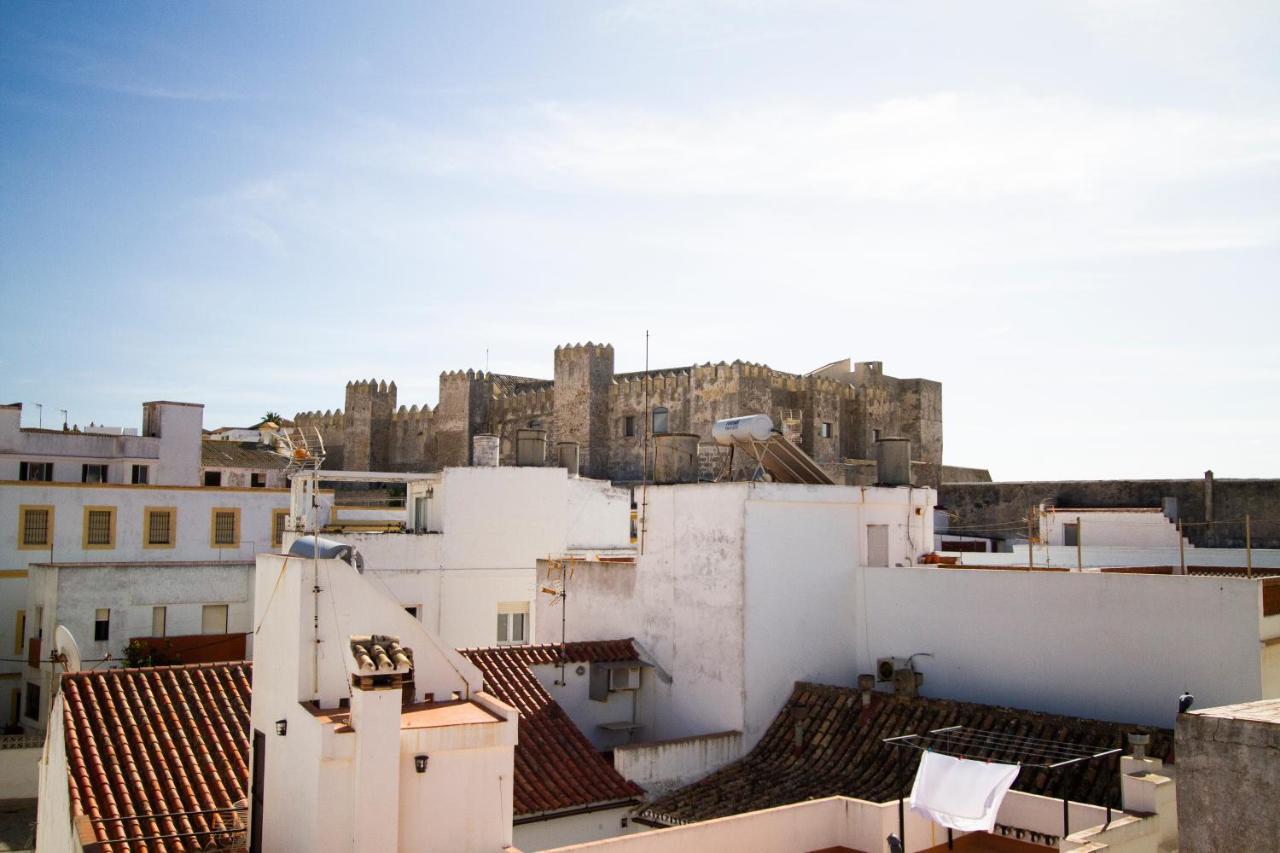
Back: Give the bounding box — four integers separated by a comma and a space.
414, 754, 429, 774
275, 719, 288, 736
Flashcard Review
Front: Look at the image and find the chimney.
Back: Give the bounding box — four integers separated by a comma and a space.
348, 636, 413, 852
857, 673, 875, 708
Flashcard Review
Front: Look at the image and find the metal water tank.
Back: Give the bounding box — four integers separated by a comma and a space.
556, 441, 580, 476
653, 433, 700, 484
472, 434, 499, 467
516, 429, 547, 467
711, 414, 775, 446
875, 437, 912, 486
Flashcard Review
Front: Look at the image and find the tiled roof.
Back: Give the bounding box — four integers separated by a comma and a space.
460, 642, 643, 816
643, 682, 1173, 826
200, 440, 289, 470
61, 662, 252, 851
489, 373, 554, 395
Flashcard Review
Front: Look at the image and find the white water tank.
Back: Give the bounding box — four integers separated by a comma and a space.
712, 414, 775, 446
472, 434, 499, 467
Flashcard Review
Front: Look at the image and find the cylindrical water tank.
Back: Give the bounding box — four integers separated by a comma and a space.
653, 433, 700, 484
472, 434, 499, 467
516, 429, 547, 467
876, 437, 912, 486
556, 441, 580, 476
711, 414, 775, 446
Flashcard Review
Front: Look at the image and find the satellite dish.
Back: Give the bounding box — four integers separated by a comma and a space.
54, 625, 82, 674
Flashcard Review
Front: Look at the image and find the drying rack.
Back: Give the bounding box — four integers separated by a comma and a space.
883, 725, 1122, 849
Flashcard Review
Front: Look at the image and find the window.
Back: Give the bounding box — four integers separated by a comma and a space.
24, 683, 39, 722
271, 509, 289, 548
202, 604, 229, 635
131, 464, 149, 485
12, 611, 24, 656
820, 422, 833, 438
152, 606, 167, 638
35, 607, 43, 640
82, 464, 108, 483
18, 461, 52, 481
404, 606, 419, 620
624, 415, 636, 438
18, 506, 53, 549
652, 407, 669, 435
204, 470, 223, 487
94, 609, 110, 642
82, 506, 116, 549
251, 472, 267, 488
210, 508, 240, 548
144, 507, 176, 548
497, 602, 529, 645
872, 428, 882, 443
1063, 523, 1080, 547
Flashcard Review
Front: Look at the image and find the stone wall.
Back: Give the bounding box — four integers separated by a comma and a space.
1176, 705, 1280, 853
295, 344, 949, 482
939, 475, 1280, 548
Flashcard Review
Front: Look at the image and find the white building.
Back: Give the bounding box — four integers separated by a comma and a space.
22, 559, 255, 730
200, 439, 290, 488
1039, 506, 1186, 548
304, 466, 633, 650
249, 548, 518, 852
537, 481, 936, 754
0, 479, 333, 732
0, 400, 203, 486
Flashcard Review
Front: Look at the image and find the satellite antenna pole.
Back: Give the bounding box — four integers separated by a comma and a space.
273, 425, 327, 699
640, 331, 650, 554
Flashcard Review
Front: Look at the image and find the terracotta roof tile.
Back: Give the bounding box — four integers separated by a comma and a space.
460, 642, 643, 815
200, 440, 288, 470
61, 661, 252, 852
642, 682, 1173, 826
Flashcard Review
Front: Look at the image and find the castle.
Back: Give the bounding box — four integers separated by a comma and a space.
293, 343, 963, 486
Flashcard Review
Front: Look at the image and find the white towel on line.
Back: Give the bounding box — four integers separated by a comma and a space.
908, 751, 1021, 833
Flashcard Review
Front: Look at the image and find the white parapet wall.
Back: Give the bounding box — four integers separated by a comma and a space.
856, 565, 1278, 727
613, 731, 744, 797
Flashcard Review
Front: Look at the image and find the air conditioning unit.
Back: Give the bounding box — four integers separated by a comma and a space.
609, 665, 641, 692
876, 657, 897, 683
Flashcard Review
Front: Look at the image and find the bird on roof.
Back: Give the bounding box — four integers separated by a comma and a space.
1178, 690, 1194, 714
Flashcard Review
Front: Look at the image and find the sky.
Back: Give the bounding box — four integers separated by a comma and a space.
2, 1, 1278, 480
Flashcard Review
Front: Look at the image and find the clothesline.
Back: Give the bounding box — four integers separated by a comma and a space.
884, 724, 1121, 769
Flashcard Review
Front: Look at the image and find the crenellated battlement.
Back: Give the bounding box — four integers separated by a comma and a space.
296, 343, 942, 480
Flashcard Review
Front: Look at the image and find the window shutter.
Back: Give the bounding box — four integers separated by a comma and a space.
589, 662, 610, 702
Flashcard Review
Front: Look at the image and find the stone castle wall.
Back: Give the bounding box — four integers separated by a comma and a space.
294, 342, 948, 485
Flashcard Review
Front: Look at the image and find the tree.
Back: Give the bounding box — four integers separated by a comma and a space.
260, 411, 283, 426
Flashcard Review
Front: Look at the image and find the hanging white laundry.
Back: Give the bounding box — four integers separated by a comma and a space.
908, 751, 1021, 833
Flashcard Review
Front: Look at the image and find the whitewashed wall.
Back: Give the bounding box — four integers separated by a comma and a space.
613, 730, 743, 797
856, 565, 1275, 727
515, 807, 636, 852
1040, 510, 1182, 548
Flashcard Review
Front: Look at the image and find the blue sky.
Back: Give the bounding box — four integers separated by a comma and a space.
2, 1, 1278, 479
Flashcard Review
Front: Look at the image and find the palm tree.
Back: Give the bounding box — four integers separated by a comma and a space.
260, 411, 283, 426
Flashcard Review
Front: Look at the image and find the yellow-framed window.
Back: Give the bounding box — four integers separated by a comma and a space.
81, 506, 117, 549
17, 505, 54, 550
143, 506, 177, 548
271, 509, 289, 548
210, 507, 241, 548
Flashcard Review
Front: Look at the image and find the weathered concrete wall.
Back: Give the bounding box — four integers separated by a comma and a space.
940, 476, 1280, 548
1176, 703, 1280, 853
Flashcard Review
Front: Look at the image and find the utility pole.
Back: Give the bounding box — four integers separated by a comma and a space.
1027, 506, 1035, 570
1076, 519, 1083, 571
1177, 520, 1186, 575
58, 409, 68, 430
1245, 515, 1253, 579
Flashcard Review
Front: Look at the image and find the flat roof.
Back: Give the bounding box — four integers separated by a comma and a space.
1188, 699, 1280, 725
30, 560, 256, 569
310, 698, 503, 731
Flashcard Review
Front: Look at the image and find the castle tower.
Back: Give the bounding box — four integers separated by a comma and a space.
343, 379, 397, 471
553, 342, 614, 478
434, 370, 492, 468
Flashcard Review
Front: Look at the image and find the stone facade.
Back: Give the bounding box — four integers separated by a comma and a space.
295, 344, 949, 485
